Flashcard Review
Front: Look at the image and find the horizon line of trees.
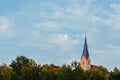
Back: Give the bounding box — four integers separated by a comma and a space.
0, 56, 120, 80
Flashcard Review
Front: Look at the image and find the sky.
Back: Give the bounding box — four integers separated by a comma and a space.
0, 0, 120, 70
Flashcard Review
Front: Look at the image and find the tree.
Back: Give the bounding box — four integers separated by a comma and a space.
10, 56, 41, 80
72, 65, 85, 80
71, 60, 80, 69
10, 56, 29, 76
85, 69, 107, 80
0, 64, 12, 80
109, 67, 120, 80
57, 64, 72, 80
40, 64, 58, 80
21, 64, 41, 80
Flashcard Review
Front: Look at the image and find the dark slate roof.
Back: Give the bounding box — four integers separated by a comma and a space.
81, 36, 90, 59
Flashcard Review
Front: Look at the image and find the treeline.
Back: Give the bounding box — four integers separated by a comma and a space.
0, 56, 120, 80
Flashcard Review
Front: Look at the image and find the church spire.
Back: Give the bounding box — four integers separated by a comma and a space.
80, 35, 91, 70
81, 35, 89, 60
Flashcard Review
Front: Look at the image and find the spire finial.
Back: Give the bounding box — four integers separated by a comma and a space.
85, 32, 87, 41
85, 32, 86, 36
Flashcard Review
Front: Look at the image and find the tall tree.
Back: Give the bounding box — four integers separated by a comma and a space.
57, 64, 72, 80
0, 64, 12, 80
109, 67, 120, 80
10, 56, 41, 80
10, 56, 29, 76
85, 69, 108, 80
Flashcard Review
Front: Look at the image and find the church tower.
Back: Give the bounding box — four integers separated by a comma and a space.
80, 35, 91, 70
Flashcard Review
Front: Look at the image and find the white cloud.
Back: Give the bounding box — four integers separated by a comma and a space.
0, 16, 10, 33
105, 3, 120, 30
0, 16, 14, 38
110, 3, 120, 12
35, 21, 61, 31
25, 31, 78, 53
106, 45, 120, 49
12, 0, 120, 36
53, 11, 64, 18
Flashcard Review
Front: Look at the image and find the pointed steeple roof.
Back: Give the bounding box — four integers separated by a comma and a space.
81, 35, 89, 59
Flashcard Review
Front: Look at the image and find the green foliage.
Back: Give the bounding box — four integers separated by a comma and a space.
36, 64, 57, 80
72, 66, 85, 80
89, 70, 105, 80
0, 55, 119, 80
10, 56, 30, 76
57, 64, 72, 80
0, 64, 12, 80
109, 67, 120, 80
10, 56, 41, 80
85, 66, 109, 80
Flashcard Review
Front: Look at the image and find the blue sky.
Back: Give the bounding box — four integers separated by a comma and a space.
0, 0, 120, 70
